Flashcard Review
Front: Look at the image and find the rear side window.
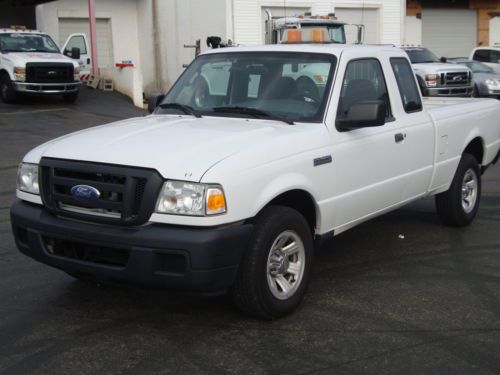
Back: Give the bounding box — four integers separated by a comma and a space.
473, 49, 491, 62
390, 58, 422, 113
337, 58, 392, 121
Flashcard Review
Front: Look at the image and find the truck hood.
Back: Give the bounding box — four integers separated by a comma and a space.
412, 62, 470, 74
2, 52, 78, 67
24, 115, 325, 182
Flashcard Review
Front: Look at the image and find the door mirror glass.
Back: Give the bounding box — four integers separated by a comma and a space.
148, 93, 165, 113
336, 100, 386, 131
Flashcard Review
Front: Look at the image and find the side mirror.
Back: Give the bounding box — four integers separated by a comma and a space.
336, 100, 386, 131
148, 93, 165, 113
64, 48, 80, 59
440, 56, 447, 63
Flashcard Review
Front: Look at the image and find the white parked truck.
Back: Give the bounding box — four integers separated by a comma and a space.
0, 28, 83, 103
11, 44, 500, 319
264, 11, 362, 45
402, 46, 473, 97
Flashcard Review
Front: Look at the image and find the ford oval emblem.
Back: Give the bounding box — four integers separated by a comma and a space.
70, 185, 101, 201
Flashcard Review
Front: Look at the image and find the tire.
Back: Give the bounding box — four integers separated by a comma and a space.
472, 85, 479, 98
230, 206, 314, 319
0, 73, 17, 103
435, 153, 481, 227
62, 92, 79, 103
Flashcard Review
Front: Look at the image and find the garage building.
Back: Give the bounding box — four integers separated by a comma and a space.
34, 0, 405, 107
405, 0, 500, 58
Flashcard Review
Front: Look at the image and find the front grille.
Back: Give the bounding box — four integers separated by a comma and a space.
40, 158, 163, 226
43, 236, 130, 267
443, 72, 470, 86
25, 63, 74, 83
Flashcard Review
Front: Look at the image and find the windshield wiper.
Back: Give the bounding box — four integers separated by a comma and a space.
212, 106, 295, 125
159, 103, 202, 118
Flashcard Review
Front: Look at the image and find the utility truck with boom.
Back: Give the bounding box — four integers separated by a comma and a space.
11, 43, 500, 319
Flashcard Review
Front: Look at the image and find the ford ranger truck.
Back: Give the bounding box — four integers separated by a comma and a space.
402, 46, 473, 97
10, 45, 500, 319
0, 28, 81, 103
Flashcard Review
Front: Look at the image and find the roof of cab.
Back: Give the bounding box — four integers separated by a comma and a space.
0, 28, 45, 35
201, 43, 401, 57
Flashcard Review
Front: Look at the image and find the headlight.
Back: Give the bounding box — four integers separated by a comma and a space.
425, 74, 438, 87
156, 180, 226, 216
14, 67, 26, 82
485, 79, 498, 87
74, 67, 80, 80
17, 163, 39, 195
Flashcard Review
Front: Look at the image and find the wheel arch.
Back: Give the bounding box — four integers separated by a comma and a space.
462, 136, 485, 165
255, 189, 320, 237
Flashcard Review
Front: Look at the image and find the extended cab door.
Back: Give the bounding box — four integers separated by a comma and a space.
325, 53, 409, 232
61, 33, 91, 78
389, 57, 434, 201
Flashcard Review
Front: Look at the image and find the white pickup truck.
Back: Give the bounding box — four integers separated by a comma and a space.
11, 44, 500, 319
0, 28, 82, 103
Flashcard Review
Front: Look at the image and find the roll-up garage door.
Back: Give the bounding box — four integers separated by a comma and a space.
335, 7, 380, 44
59, 17, 114, 69
422, 9, 477, 58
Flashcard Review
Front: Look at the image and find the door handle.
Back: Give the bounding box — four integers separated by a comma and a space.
395, 133, 406, 143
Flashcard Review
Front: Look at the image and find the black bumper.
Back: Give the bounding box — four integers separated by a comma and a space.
10, 200, 253, 293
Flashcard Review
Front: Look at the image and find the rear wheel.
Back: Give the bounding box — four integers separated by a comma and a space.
435, 153, 481, 227
0, 73, 17, 103
230, 206, 314, 319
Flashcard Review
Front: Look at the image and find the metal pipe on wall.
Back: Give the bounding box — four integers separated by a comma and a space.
88, 0, 99, 77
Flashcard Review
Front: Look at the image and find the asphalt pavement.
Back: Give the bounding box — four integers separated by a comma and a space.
0, 88, 499, 374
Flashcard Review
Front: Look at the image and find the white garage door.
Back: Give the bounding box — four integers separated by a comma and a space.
422, 9, 477, 58
59, 18, 114, 69
490, 17, 500, 46
335, 8, 380, 44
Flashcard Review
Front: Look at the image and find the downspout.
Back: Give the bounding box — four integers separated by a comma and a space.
88, 0, 99, 76
152, 0, 163, 91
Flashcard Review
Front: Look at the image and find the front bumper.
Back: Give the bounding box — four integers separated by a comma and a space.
10, 200, 253, 293
425, 86, 473, 97
12, 81, 81, 95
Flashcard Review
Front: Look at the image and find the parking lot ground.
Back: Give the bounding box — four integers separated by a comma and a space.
0, 89, 499, 374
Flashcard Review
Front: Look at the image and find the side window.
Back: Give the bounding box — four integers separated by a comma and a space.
390, 58, 422, 113
491, 50, 500, 63
64, 35, 87, 55
473, 49, 490, 63
337, 58, 392, 121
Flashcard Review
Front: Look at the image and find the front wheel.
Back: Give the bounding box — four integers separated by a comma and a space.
435, 153, 481, 227
62, 92, 79, 103
0, 74, 17, 103
230, 206, 314, 319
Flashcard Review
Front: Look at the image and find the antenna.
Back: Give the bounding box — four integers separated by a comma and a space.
284, 0, 287, 23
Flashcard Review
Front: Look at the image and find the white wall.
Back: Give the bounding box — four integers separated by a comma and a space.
36, 0, 143, 106
231, 0, 404, 45
153, 0, 228, 92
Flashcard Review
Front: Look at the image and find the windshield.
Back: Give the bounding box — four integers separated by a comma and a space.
463, 61, 495, 73
0, 33, 60, 53
158, 52, 337, 123
405, 48, 439, 64
301, 25, 346, 44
